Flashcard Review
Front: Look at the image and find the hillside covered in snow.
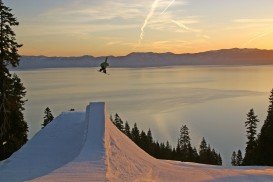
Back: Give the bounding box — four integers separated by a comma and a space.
14, 48, 273, 70
0, 102, 273, 181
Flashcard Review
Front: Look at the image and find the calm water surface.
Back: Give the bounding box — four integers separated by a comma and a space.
15, 66, 273, 164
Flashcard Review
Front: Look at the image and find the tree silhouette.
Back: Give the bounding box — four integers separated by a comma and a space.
231, 151, 237, 166
113, 113, 124, 132
124, 121, 131, 138
131, 123, 140, 145
42, 107, 54, 128
199, 137, 208, 163
243, 109, 259, 165
179, 125, 191, 161
0, 1, 27, 160
111, 115, 222, 165
258, 89, 273, 165
236, 150, 243, 166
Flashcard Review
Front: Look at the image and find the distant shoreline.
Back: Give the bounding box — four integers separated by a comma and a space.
11, 48, 273, 70
11, 64, 273, 72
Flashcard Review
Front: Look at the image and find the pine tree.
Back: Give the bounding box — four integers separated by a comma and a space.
211, 149, 222, 165
231, 151, 237, 166
192, 147, 200, 162
0, 1, 27, 160
179, 125, 191, 147
113, 113, 124, 132
199, 137, 209, 164
154, 141, 161, 158
207, 144, 212, 163
175, 141, 181, 161
131, 123, 140, 145
146, 128, 155, 155
42, 107, 54, 128
124, 121, 131, 138
199, 137, 222, 165
243, 109, 259, 165
164, 141, 172, 159
140, 130, 148, 151
147, 129, 153, 144
236, 150, 243, 166
159, 142, 166, 159
178, 125, 192, 161
217, 153, 222, 165
258, 89, 273, 165
211, 149, 218, 165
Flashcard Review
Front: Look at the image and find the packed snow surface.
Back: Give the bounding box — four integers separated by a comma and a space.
0, 102, 273, 181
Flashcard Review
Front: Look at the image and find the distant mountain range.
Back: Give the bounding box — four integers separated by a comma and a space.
13, 48, 273, 70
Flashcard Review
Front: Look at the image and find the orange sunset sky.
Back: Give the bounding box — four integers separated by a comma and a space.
6, 0, 273, 56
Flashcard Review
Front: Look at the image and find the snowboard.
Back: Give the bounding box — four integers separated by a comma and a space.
98, 70, 110, 75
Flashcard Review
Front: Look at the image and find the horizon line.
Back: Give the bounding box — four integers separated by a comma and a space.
21, 47, 273, 58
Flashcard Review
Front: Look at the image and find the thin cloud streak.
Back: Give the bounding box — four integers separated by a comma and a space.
161, 0, 176, 14
139, 0, 160, 44
172, 20, 200, 32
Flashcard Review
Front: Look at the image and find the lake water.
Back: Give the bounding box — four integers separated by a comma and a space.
15, 66, 273, 164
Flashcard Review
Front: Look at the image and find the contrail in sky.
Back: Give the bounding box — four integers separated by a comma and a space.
161, 0, 176, 14
172, 20, 199, 32
139, 0, 160, 44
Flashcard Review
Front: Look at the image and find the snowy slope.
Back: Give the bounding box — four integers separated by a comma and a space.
105, 112, 273, 182
0, 112, 86, 181
0, 102, 273, 182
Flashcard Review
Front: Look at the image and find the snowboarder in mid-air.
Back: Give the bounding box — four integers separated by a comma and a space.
99, 57, 109, 74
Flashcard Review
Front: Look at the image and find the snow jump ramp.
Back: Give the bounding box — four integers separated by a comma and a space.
0, 102, 273, 182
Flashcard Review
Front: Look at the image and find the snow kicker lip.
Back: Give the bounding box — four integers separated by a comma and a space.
27, 102, 107, 181
0, 102, 107, 182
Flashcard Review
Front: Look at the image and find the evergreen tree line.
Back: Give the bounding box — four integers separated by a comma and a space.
111, 113, 222, 165
0, 1, 28, 160
231, 89, 273, 166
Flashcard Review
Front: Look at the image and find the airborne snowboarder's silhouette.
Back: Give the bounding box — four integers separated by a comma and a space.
99, 57, 109, 74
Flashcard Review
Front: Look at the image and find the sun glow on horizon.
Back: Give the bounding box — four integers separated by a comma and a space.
6, 0, 273, 57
